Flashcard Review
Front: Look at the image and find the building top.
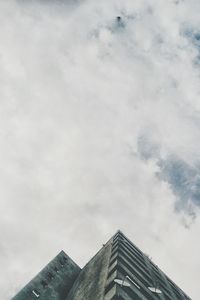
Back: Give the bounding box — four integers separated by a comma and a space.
12, 251, 81, 300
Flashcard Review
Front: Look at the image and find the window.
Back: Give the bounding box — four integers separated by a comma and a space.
59, 260, 64, 267
47, 272, 54, 280
59, 256, 68, 267
63, 256, 68, 262
59, 256, 67, 267
41, 280, 48, 288
32, 289, 40, 298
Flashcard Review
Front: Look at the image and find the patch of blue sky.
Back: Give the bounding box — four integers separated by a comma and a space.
181, 27, 200, 65
157, 157, 200, 212
137, 135, 200, 215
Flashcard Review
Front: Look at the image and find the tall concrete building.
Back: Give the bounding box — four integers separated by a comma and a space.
12, 231, 191, 300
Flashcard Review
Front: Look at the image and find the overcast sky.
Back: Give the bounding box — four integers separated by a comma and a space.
1, 0, 200, 299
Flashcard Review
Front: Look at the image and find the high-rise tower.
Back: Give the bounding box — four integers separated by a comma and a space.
12, 231, 191, 300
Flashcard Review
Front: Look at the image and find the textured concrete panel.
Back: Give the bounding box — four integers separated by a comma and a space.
66, 241, 112, 300
12, 251, 81, 300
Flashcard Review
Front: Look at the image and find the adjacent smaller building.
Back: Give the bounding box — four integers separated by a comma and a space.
12, 251, 80, 300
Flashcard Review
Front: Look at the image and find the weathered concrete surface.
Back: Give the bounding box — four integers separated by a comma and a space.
12, 251, 80, 300
66, 241, 112, 300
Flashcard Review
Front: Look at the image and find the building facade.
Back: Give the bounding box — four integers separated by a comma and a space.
12, 231, 191, 300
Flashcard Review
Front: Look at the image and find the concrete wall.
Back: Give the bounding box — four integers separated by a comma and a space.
12, 251, 81, 300
66, 241, 112, 300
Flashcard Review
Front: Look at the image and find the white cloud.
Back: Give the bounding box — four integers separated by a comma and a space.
0, 0, 200, 299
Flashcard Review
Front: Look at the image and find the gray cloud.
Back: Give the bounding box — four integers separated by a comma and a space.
1, 0, 200, 299
137, 133, 200, 216
158, 157, 200, 211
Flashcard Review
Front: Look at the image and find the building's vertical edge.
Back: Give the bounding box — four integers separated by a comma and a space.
103, 231, 192, 300
66, 240, 113, 300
